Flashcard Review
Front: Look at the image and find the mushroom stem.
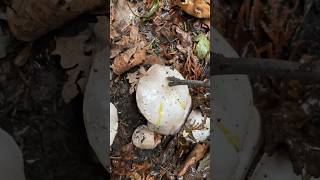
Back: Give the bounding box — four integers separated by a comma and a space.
167, 77, 210, 88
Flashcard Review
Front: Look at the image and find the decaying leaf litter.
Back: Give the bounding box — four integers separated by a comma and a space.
110, 0, 210, 179
216, 0, 320, 178
0, 0, 108, 179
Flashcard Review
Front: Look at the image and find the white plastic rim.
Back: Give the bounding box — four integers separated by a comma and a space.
83, 51, 108, 170
110, 103, 118, 146
212, 28, 262, 180
0, 128, 26, 180
250, 152, 319, 180
136, 64, 192, 135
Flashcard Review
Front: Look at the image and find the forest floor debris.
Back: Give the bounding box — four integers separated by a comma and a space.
110, 0, 210, 179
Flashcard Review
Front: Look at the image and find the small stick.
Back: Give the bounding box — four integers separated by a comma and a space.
211, 53, 320, 82
167, 77, 210, 88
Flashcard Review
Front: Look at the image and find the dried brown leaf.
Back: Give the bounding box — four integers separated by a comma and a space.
178, 0, 210, 19
127, 71, 139, 94
112, 45, 147, 75
127, 66, 147, 94
144, 55, 165, 65
111, 26, 147, 75
53, 29, 94, 103
128, 172, 142, 180
112, 0, 140, 33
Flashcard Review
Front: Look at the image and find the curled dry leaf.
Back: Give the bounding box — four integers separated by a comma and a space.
112, 26, 147, 75
177, 0, 210, 19
112, 45, 146, 75
7, 0, 102, 41
177, 143, 209, 177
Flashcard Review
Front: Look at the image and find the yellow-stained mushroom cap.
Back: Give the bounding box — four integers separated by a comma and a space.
136, 64, 192, 135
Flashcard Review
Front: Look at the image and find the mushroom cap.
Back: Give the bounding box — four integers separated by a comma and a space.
110, 102, 119, 146
136, 64, 192, 135
184, 110, 210, 143
132, 125, 162, 149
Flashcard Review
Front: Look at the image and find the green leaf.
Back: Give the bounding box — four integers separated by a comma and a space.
195, 34, 209, 60
142, 0, 159, 22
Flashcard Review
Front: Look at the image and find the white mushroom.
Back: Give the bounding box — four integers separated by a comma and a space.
136, 64, 192, 135
110, 102, 119, 146
182, 110, 210, 143
132, 125, 162, 149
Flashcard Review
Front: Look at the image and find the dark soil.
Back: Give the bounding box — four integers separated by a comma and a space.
0, 19, 108, 180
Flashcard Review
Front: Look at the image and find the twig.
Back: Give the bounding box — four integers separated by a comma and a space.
167, 77, 209, 88
211, 53, 320, 82
177, 143, 209, 177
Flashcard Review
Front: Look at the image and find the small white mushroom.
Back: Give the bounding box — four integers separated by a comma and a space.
110, 103, 119, 146
182, 110, 210, 143
136, 64, 192, 135
132, 125, 162, 149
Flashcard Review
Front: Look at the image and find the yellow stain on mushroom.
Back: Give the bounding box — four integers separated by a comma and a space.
171, 92, 187, 109
156, 101, 164, 126
177, 98, 186, 109
217, 123, 241, 152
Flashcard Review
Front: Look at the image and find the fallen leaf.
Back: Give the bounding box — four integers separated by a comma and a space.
195, 34, 209, 60
128, 172, 142, 180
132, 160, 152, 171
142, 0, 159, 22
110, 44, 130, 58
178, 0, 210, 19
112, 38, 147, 75
112, 0, 140, 33
144, 55, 165, 65
127, 71, 139, 94
127, 66, 147, 94
53, 29, 94, 103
